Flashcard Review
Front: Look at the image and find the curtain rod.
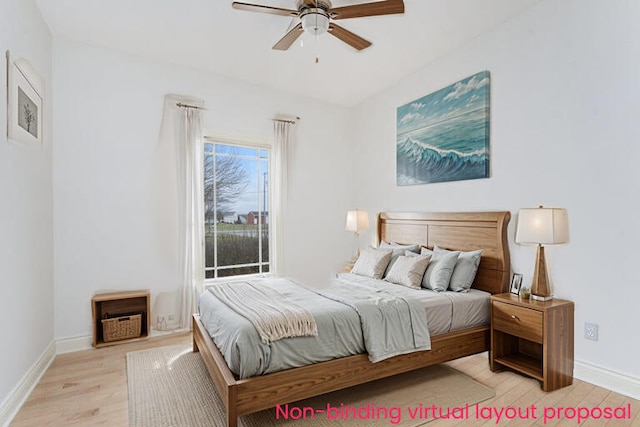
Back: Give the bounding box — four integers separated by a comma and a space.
176, 102, 206, 110
272, 116, 300, 124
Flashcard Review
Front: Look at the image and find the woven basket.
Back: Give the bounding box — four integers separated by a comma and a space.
102, 313, 142, 342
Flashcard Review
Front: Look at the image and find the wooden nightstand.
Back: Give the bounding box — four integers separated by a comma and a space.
91, 290, 150, 348
490, 293, 574, 391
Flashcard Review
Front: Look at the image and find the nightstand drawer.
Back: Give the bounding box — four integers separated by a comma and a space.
492, 301, 543, 343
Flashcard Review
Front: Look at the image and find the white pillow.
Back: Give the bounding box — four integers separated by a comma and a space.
379, 241, 420, 275
351, 248, 393, 280
420, 248, 460, 291
384, 253, 432, 289
435, 246, 482, 292
379, 241, 420, 252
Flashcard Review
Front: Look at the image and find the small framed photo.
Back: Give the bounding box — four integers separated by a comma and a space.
6, 50, 44, 145
510, 273, 523, 295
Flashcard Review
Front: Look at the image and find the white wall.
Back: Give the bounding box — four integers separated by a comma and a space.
0, 0, 54, 413
52, 39, 354, 339
352, 0, 640, 380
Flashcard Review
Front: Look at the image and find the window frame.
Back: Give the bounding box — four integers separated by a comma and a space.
202, 133, 273, 283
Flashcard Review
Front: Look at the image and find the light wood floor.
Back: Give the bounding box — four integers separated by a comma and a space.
10, 332, 640, 426
10, 333, 191, 427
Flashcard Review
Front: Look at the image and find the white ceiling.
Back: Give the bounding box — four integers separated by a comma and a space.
35, 0, 540, 106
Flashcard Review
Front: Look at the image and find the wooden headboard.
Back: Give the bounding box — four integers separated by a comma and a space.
377, 211, 511, 294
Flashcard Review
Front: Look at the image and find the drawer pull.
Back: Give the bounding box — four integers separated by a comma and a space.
511, 315, 520, 321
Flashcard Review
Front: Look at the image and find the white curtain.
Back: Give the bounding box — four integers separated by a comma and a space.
272, 119, 296, 276
158, 94, 205, 330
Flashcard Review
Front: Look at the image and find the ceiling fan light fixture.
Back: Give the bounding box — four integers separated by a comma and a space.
232, 0, 404, 52
301, 9, 330, 36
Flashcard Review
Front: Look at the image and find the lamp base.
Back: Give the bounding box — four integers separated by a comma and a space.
531, 244, 553, 301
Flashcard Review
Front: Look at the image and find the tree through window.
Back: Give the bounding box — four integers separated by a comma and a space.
204, 140, 270, 279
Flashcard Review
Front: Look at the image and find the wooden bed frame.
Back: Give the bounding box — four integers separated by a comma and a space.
193, 211, 511, 427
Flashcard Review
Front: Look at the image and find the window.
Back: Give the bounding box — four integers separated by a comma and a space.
204, 139, 270, 279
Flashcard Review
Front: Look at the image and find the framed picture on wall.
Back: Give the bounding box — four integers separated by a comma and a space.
6, 50, 44, 145
510, 273, 523, 295
396, 70, 490, 185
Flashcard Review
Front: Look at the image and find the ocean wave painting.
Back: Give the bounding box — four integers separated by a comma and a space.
396, 71, 490, 185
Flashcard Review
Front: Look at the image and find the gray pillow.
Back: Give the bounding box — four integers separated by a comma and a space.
420, 248, 460, 291
379, 241, 420, 276
435, 246, 482, 292
351, 248, 393, 280
383, 253, 432, 289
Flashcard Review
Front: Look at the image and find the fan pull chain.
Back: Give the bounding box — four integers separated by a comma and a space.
315, 0, 320, 63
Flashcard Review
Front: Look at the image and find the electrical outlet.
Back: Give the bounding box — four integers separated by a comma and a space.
168, 314, 175, 322
157, 315, 167, 331
584, 322, 599, 341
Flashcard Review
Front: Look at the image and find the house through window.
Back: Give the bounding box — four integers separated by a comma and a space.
204, 139, 270, 279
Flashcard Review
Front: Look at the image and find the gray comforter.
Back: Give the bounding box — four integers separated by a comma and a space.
310, 278, 430, 362
199, 276, 365, 379
198, 274, 490, 379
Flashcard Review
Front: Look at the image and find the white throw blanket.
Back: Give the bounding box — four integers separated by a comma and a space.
208, 282, 318, 343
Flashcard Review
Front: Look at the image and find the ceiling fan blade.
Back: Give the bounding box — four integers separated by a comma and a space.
273, 23, 304, 50
232, 2, 299, 17
330, 0, 404, 20
328, 23, 372, 51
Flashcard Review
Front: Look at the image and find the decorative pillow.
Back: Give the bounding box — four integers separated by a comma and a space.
351, 248, 393, 280
379, 241, 420, 252
420, 248, 460, 291
383, 253, 432, 289
435, 246, 483, 292
379, 241, 420, 276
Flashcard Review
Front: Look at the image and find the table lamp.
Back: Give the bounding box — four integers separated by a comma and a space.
346, 209, 369, 262
515, 206, 569, 301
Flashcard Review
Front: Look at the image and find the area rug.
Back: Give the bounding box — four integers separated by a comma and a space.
127, 345, 494, 427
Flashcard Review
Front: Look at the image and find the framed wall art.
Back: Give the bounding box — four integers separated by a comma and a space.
6, 50, 44, 145
396, 70, 490, 185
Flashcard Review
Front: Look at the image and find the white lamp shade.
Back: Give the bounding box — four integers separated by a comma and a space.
346, 210, 369, 234
516, 207, 569, 245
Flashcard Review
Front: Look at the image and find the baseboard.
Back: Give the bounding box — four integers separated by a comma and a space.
575, 360, 640, 400
55, 334, 93, 354
0, 341, 56, 427
56, 329, 190, 353
149, 326, 190, 338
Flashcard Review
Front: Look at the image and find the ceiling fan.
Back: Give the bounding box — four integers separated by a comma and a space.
232, 0, 405, 51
